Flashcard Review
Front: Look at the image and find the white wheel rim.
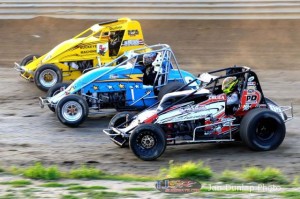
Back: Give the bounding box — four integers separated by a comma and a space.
39, 69, 58, 88
62, 101, 83, 122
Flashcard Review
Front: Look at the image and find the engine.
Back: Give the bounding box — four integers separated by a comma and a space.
65, 60, 93, 71
84, 91, 126, 109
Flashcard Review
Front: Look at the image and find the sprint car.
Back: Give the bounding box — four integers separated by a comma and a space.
103, 66, 293, 160
39, 44, 198, 127
14, 18, 147, 91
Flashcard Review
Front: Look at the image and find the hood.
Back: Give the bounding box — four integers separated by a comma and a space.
42, 37, 86, 63
67, 63, 135, 93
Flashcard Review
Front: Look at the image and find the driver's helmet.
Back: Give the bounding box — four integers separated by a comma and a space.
143, 52, 156, 66
222, 76, 238, 94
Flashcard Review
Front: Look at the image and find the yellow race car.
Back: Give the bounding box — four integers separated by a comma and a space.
14, 18, 147, 91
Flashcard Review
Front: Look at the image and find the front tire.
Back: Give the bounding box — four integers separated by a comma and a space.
20, 54, 40, 66
46, 83, 70, 112
108, 112, 135, 148
34, 64, 62, 91
240, 108, 286, 151
56, 94, 89, 127
129, 124, 166, 161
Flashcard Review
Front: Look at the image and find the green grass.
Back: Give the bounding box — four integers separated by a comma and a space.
23, 162, 61, 180
124, 187, 156, 191
61, 195, 80, 199
68, 165, 104, 179
160, 161, 213, 180
242, 166, 288, 184
0, 193, 18, 199
1, 179, 32, 187
219, 170, 243, 183
86, 191, 136, 199
280, 191, 300, 199
40, 182, 66, 188
67, 185, 108, 191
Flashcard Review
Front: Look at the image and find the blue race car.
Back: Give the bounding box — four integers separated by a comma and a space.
39, 44, 198, 127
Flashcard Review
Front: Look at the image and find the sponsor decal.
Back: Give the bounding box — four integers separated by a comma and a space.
97, 43, 108, 56
155, 178, 201, 194
81, 50, 96, 54
122, 39, 144, 46
246, 95, 258, 103
247, 82, 256, 86
109, 74, 119, 79
247, 89, 254, 94
110, 26, 122, 30
80, 45, 97, 49
107, 85, 113, 90
209, 94, 226, 100
128, 30, 139, 36
248, 76, 254, 82
247, 85, 256, 90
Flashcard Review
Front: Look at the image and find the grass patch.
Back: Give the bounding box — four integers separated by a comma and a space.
61, 195, 80, 199
160, 161, 212, 180
0, 167, 4, 173
124, 187, 156, 191
86, 191, 136, 199
68, 165, 104, 179
67, 185, 107, 191
280, 191, 300, 199
1, 179, 32, 187
0, 193, 18, 199
22, 162, 61, 180
40, 182, 66, 188
219, 170, 243, 183
242, 166, 288, 184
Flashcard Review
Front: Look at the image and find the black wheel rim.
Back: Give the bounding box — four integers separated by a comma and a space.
255, 118, 276, 141
135, 131, 158, 156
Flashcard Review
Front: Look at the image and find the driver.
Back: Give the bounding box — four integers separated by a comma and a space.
222, 76, 239, 106
142, 52, 157, 85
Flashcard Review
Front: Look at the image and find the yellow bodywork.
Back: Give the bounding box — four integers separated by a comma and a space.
19, 18, 146, 82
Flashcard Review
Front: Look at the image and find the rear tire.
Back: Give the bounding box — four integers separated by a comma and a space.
34, 64, 62, 91
56, 94, 89, 127
240, 108, 286, 151
129, 124, 166, 161
108, 112, 135, 148
158, 81, 188, 101
46, 83, 70, 112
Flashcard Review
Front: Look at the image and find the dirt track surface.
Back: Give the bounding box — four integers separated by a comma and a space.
0, 17, 299, 177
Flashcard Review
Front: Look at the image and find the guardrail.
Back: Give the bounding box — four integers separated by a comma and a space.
1, 0, 300, 19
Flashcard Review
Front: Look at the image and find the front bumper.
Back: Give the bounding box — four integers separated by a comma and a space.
14, 62, 34, 81
38, 97, 51, 109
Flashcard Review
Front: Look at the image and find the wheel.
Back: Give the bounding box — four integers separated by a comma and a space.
158, 81, 188, 101
20, 54, 40, 66
46, 83, 70, 112
56, 94, 89, 127
34, 64, 62, 91
108, 112, 135, 148
265, 97, 287, 121
129, 124, 166, 161
240, 108, 286, 151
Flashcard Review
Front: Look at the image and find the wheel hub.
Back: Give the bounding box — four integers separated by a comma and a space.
44, 73, 53, 82
141, 135, 155, 149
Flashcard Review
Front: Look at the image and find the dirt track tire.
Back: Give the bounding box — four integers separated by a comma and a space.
56, 94, 89, 128
108, 112, 135, 148
20, 54, 40, 66
158, 81, 188, 101
129, 124, 166, 161
240, 108, 286, 151
46, 83, 70, 113
34, 64, 62, 92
